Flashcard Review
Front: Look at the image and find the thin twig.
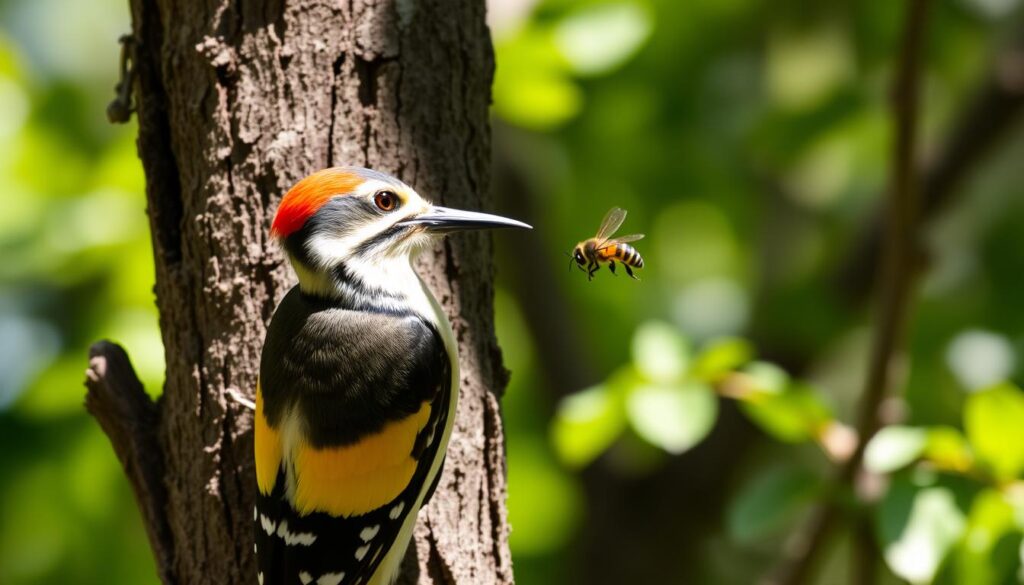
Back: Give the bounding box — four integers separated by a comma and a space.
766, 1, 934, 583
846, 0, 931, 474
845, 2, 933, 580
84, 340, 175, 584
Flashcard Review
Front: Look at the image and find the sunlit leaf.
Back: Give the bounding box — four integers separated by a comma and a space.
924, 426, 974, 473
493, 28, 582, 129
631, 321, 690, 384
493, 72, 583, 130
740, 383, 832, 443
552, 384, 627, 468
879, 480, 966, 584
864, 426, 927, 474
691, 337, 753, 382
626, 382, 717, 454
554, 3, 652, 76
0, 74, 29, 141
964, 383, 1024, 480
955, 489, 1021, 585
727, 466, 822, 543
766, 25, 853, 108
742, 361, 790, 394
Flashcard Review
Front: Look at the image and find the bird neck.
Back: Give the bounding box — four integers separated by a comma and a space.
290, 254, 438, 323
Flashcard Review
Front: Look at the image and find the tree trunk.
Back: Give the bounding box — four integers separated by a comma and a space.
84, 1, 513, 583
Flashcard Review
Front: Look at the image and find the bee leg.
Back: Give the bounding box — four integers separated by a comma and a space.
608, 261, 617, 276
625, 265, 639, 280
588, 262, 598, 280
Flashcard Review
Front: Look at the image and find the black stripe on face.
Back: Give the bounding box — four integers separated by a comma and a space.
352, 222, 414, 258
284, 197, 381, 264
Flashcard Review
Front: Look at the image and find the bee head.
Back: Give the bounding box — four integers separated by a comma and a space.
573, 246, 587, 266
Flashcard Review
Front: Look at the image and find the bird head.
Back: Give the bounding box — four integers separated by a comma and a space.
271, 167, 530, 299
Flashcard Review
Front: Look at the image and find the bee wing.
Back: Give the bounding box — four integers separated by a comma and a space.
596, 234, 645, 251
595, 207, 627, 244
605, 233, 645, 245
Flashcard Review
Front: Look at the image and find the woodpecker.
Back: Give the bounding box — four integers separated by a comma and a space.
254, 167, 529, 585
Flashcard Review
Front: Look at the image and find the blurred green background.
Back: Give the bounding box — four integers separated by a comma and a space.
2, 0, 1024, 583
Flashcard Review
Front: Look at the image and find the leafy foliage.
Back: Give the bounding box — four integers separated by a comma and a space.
4, 0, 1024, 583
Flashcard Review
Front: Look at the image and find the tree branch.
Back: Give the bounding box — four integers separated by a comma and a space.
84, 341, 175, 585
767, 1, 934, 583
838, 29, 1024, 299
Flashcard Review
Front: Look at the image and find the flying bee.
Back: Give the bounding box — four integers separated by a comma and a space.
570, 207, 645, 280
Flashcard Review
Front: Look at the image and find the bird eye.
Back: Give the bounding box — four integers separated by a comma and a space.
374, 190, 399, 212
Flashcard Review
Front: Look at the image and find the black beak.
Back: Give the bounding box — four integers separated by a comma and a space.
397, 206, 532, 232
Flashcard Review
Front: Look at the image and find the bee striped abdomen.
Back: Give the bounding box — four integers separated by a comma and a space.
600, 243, 644, 268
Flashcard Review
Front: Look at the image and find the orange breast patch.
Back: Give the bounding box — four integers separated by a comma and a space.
292, 402, 432, 517
255, 384, 284, 495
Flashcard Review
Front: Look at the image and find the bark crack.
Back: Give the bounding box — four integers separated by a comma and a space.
327, 54, 344, 166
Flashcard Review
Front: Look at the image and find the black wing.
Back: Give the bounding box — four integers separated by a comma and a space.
256, 289, 452, 585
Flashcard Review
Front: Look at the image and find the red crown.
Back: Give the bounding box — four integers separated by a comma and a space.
271, 169, 363, 238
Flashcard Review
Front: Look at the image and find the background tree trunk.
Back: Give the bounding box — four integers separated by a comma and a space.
84, 1, 513, 583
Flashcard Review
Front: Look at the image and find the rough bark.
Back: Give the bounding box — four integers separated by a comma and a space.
84, 1, 512, 584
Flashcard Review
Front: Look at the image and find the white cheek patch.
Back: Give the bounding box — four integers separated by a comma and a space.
303, 197, 431, 268
304, 213, 395, 267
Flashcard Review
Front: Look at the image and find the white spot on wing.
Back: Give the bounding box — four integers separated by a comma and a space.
389, 501, 405, 520
355, 544, 370, 561
257, 572, 264, 585
253, 506, 257, 521
260, 514, 276, 535
275, 520, 317, 546
360, 524, 380, 541
299, 571, 313, 584
317, 572, 345, 585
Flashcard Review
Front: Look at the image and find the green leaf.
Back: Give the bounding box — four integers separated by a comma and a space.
964, 383, 1024, 480
864, 426, 927, 474
923, 426, 974, 473
740, 383, 832, 442
551, 384, 626, 468
727, 466, 822, 543
955, 489, 1021, 585
554, 3, 652, 76
879, 480, 966, 584
691, 337, 754, 382
631, 321, 690, 384
492, 28, 582, 130
742, 361, 790, 394
626, 382, 717, 454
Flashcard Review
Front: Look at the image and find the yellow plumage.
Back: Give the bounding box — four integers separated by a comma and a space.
254, 385, 282, 495
256, 389, 432, 517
